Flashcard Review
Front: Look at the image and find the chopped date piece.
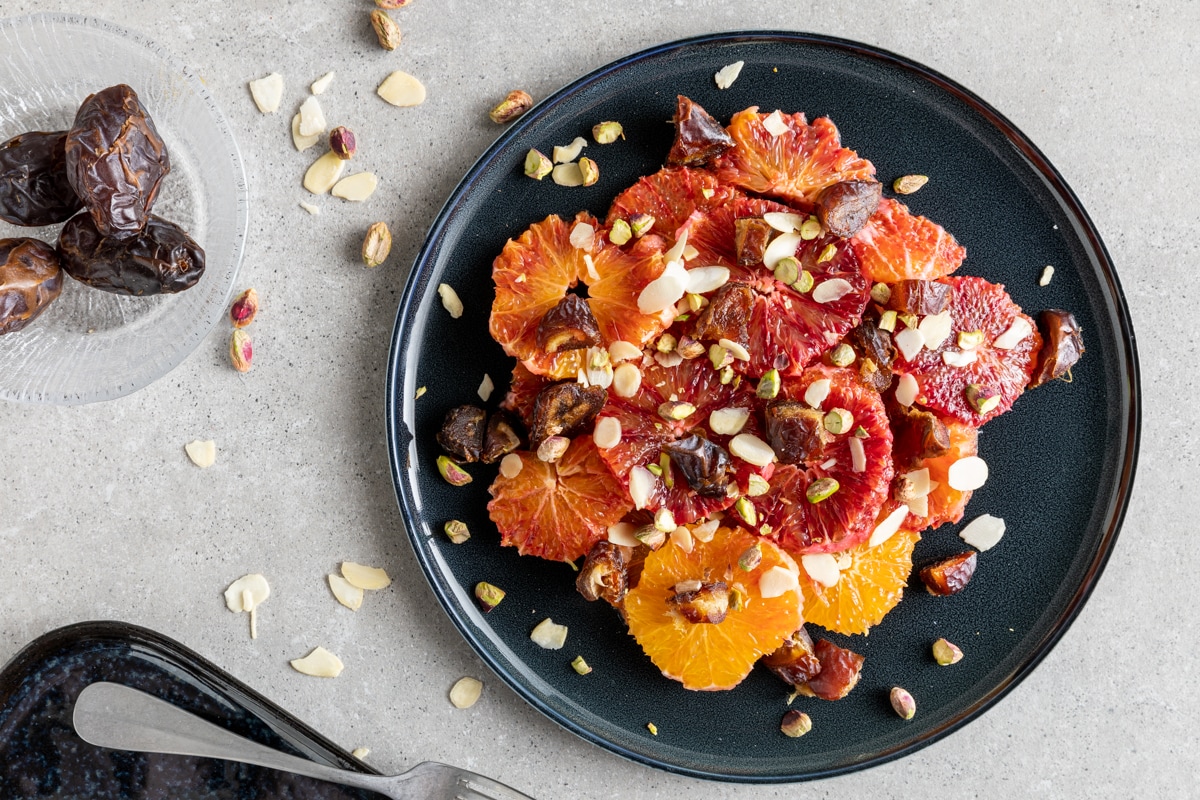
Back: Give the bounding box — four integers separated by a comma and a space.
666, 95, 735, 167
1029, 309, 1085, 388
57, 213, 204, 295
535, 293, 600, 353
817, 180, 882, 238
668, 581, 729, 624
846, 317, 895, 391
65, 84, 171, 237
436, 405, 486, 463
797, 638, 865, 700
691, 282, 752, 345
762, 626, 822, 686
0, 131, 83, 226
890, 404, 951, 468
887, 279, 951, 316
919, 551, 977, 596
661, 434, 733, 497
481, 411, 522, 464
529, 382, 606, 448
576, 541, 628, 605
734, 217, 774, 265
764, 401, 829, 464
0, 238, 63, 334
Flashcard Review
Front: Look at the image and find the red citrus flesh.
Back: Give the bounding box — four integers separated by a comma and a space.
850, 198, 966, 283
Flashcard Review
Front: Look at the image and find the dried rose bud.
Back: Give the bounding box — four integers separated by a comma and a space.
370, 10, 402, 50
890, 686, 916, 720
780, 710, 812, 738
436, 455, 472, 486
592, 121, 624, 144
474, 581, 506, 611
329, 126, 357, 160
489, 90, 533, 124
362, 222, 392, 268
229, 329, 252, 372
524, 148, 553, 180
578, 157, 599, 186
230, 287, 259, 329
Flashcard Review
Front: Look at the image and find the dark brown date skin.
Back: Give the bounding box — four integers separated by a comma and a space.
0, 131, 83, 226
57, 213, 204, 295
763, 626, 822, 686
734, 217, 773, 265
764, 401, 829, 464
919, 551, 977, 596
436, 405, 486, 463
666, 95, 734, 167
529, 382, 606, 448
1029, 309, 1085, 388
536, 293, 600, 353
65, 84, 171, 237
888, 280, 951, 316
817, 180, 882, 238
576, 541, 627, 606
0, 238, 63, 334
662, 434, 732, 497
691, 281, 752, 345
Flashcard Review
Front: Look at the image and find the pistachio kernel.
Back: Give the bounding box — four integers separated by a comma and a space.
806, 477, 840, 503
893, 174, 929, 195
578, 156, 600, 186
817, 243, 838, 263
757, 369, 781, 399
735, 496, 757, 526
746, 474, 771, 497
738, 543, 763, 571
686, 292, 707, 313
524, 148, 553, 180
443, 520, 470, 544
773, 255, 799, 285
709, 344, 733, 370
798, 217, 822, 240
656, 333, 677, 353
229, 329, 253, 372
629, 213, 655, 238
571, 655, 593, 675
729, 586, 746, 611
436, 455, 472, 486
792, 269, 814, 293
592, 120, 625, 144
658, 400, 696, 421
362, 221, 392, 268
646, 463, 663, 477
634, 525, 668, 550
474, 581, 506, 612
608, 218, 632, 245
230, 288, 259, 329
932, 637, 964, 665
965, 383, 1001, 415
653, 508, 677, 533
781, 710, 812, 737
659, 452, 674, 489
958, 330, 985, 350
719, 366, 736, 385
870, 282, 892, 305
647, 722, 658, 735
489, 90, 533, 124
890, 686, 917, 720
898, 312, 919, 330
853, 425, 869, 439
829, 343, 855, 367
369, 9, 402, 50
878, 309, 898, 332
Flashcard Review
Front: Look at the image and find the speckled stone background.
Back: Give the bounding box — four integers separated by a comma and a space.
0, 1, 1190, 798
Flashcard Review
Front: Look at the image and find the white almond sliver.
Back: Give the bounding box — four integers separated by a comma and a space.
762, 110, 789, 137
683, 266, 730, 294
709, 407, 750, 436
759, 565, 801, 598
341, 562, 392, 590
351, 747, 370, 760
947, 455, 989, 491
449, 677, 483, 709
311, 71, 334, 95
801, 554, 840, 587
804, 378, 831, 409
248, 73, 284, 113
377, 71, 427, 107
812, 278, 856, 304
993, 317, 1033, 350
942, 349, 978, 367
499, 453, 523, 479
902, 468, 932, 499
328, 574, 363, 611
552, 136, 587, 164
551, 162, 583, 186
593, 416, 622, 449
290, 646, 344, 678
960, 513, 1006, 551
714, 60, 745, 89
629, 466, 657, 509
298, 96, 327, 136
1039, 265, 1055, 286
762, 232, 801, 269
894, 327, 926, 362
670, 525, 694, 554
819, 458, 837, 470
906, 495, 929, 517
607, 522, 639, 547
292, 114, 320, 151
569, 222, 595, 250
848, 437, 866, 473
530, 618, 568, 650
185, 440, 216, 468
691, 518, 720, 542
612, 362, 642, 397
224, 574, 270, 612
437, 283, 464, 318
869, 505, 910, 547
729, 433, 776, 467
895, 373, 919, 406
332, 172, 379, 202
664, 230, 689, 263
303, 151, 345, 194
299, 201, 320, 215
637, 260, 688, 314
682, 245, 700, 261
608, 340, 641, 362
719, 337, 750, 361
762, 211, 804, 233
654, 350, 683, 368
919, 311, 954, 350
477, 373, 494, 402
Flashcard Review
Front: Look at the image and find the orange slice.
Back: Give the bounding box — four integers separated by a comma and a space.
800, 528, 920, 635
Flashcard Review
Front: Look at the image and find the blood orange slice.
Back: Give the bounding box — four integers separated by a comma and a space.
892, 276, 1041, 425
500, 361, 547, 429
885, 418, 978, 531
734, 366, 894, 554
710, 108, 875, 209
606, 166, 732, 238
800, 528, 920, 635
489, 213, 672, 378
850, 198, 965, 283
623, 526, 803, 690
487, 437, 632, 563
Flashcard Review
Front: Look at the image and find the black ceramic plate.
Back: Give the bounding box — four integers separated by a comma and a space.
385, 32, 1139, 782
0, 622, 382, 798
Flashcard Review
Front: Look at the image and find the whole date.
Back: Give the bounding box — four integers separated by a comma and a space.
0, 238, 64, 334
58, 213, 205, 295
0, 131, 83, 227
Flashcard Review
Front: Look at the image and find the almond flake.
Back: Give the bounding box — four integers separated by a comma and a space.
583, 253, 599, 282
224, 574, 270, 613
311, 71, 335, 95
762, 211, 804, 233
248, 73, 284, 113
477, 373, 494, 402
185, 439, 216, 468
869, 505, 910, 547
729, 433, 776, 467
709, 407, 750, 436
637, 260, 688, 314
612, 362, 642, 397
942, 349, 978, 367
328, 574, 364, 611
719, 337, 750, 361
437, 283, 464, 318
298, 201, 320, 215
894, 327, 926, 362
759, 565, 800, 597
918, 311, 954, 350
607, 522, 639, 547
290, 646, 344, 678
849, 437, 866, 473
993, 317, 1033, 350
292, 114, 320, 151
341, 562, 392, 590
377, 71, 427, 106
801, 554, 840, 587
762, 110, 789, 137
629, 465, 657, 509
906, 494, 929, 517
819, 458, 837, 470
762, 232, 801, 269
449, 677, 483, 708
569, 222, 595, 250
714, 60, 745, 89
298, 96, 327, 137
608, 340, 641, 362
895, 373, 919, 406
947, 455, 989, 491
303, 151, 346, 194
551, 162, 584, 186
664, 230, 689, 263
593, 416, 622, 449
351, 747, 369, 759
898, 468, 932, 499
331, 172, 379, 202
959, 513, 1006, 551
530, 618, 568, 649
682, 245, 699, 261
811, 278, 855, 304
691, 518, 720, 542
683, 266, 730, 294
670, 525, 694, 554
499, 453, 523, 479
804, 378, 831, 409
1039, 265, 1055, 286
553, 137, 587, 164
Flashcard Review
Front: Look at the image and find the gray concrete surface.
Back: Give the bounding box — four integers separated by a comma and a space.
0, 0, 1193, 797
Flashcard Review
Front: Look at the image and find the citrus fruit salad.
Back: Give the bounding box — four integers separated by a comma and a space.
434, 95, 1085, 698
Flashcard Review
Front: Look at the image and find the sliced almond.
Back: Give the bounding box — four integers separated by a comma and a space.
248, 73, 284, 113
606, 521, 639, 547
804, 378, 831, 409
959, 513, 1006, 551
729, 433, 776, 467
869, 505, 910, 547
499, 453, 523, 479
670, 525, 694, 554
551, 162, 583, 186
311, 71, 335, 95
1039, 265, 1055, 286
898, 468, 932, 500
894, 327, 926, 362
303, 151, 346, 194
477, 373, 494, 402
351, 747, 370, 759
762, 110, 789, 137
292, 114, 320, 151
709, 407, 750, 436
719, 337, 750, 361
993, 317, 1033, 350
942, 349, 978, 367
612, 362, 642, 398
683, 266, 730, 294
224, 574, 270, 612
530, 618, 568, 649
608, 340, 641, 362
552, 136, 587, 164
185, 440, 216, 468
906, 494, 929, 517
762, 211, 804, 233
377, 71, 427, 106
438, 283, 464, 318
848, 437, 866, 473
593, 416, 622, 449
290, 646, 344, 678
298, 96, 327, 137
801, 554, 840, 587
811, 278, 855, 304
895, 373, 919, 406
569, 221, 595, 250
760, 565, 801, 597
762, 232, 801, 269
449, 677, 483, 709
714, 60, 745, 89
332, 172, 379, 202
328, 573, 364, 611
298, 201, 320, 215
919, 311, 954, 350
628, 465, 657, 510
947, 455, 988, 491
341, 562, 392, 591
637, 260, 688, 314
691, 518, 720, 542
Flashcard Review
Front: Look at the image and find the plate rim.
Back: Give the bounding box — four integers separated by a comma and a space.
385, 30, 1141, 782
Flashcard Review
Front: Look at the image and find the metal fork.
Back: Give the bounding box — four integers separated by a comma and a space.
73, 682, 536, 800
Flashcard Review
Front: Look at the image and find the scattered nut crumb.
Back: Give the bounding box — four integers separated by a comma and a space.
331, 172, 379, 202
224, 574, 270, 640
714, 60, 744, 89
377, 71, 427, 107
449, 677, 483, 709
304, 151, 346, 194
311, 72, 335, 95
893, 174, 929, 194
298, 96, 327, 137
351, 747, 370, 759
438, 283, 464, 318
477, 373, 494, 402
530, 618, 568, 649
341, 561, 392, 590
646, 722, 658, 735
290, 646, 344, 678
362, 221, 392, 267
415, 386, 427, 399
489, 90, 533, 124
1039, 265, 1055, 286
299, 201, 320, 215
571, 655, 592, 675
248, 73, 284, 113
328, 573, 364, 611
185, 440, 216, 468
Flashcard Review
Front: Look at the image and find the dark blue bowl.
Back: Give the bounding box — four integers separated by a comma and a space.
385, 31, 1139, 782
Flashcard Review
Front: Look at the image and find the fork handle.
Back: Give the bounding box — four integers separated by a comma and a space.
73, 682, 387, 795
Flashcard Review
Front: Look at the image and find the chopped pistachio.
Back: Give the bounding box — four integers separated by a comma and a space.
746, 474, 771, 497
893, 174, 929, 194
933, 638, 964, 665
965, 383, 1001, 415
799, 217, 822, 240
629, 213, 655, 238
806, 477, 840, 503
635, 525, 667, 550
709, 343, 733, 370
608, 218, 632, 245
646, 463, 663, 477
436, 455, 472, 486
735, 496, 757, 526
829, 343, 855, 367
773, 255, 799, 285
878, 309, 898, 332
571, 655, 593, 675
823, 407, 854, 435
817, 243, 838, 263
792, 269, 814, 293
646, 722, 658, 735
958, 330, 985, 350
592, 121, 624, 144
719, 366, 735, 385
444, 520, 470, 544
474, 581, 506, 612
757, 369, 781, 399
524, 148, 554, 180
853, 425, 869, 439
870, 282, 892, 304
738, 543, 763, 571
578, 156, 600, 186
890, 686, 917, 720
781, 710, 812, 737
